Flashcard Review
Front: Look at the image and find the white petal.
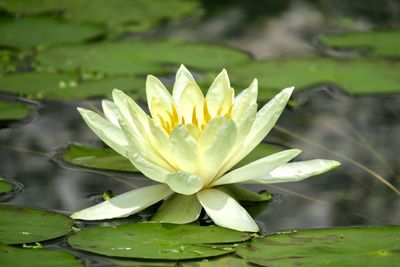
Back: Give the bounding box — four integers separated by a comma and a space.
77, 107, 129, 157
197, 189, 259, 232
252, 159, 341, 184
146, 75, 174, 117
198, 117, 237, 184
212, 149, 301, 186
172, 64, 197, 103
178, 82, 204, 124
169, 125, 198, 173
219, 87, 294, 173
71, 184, 173, 220
152, 194, 202, 224
232, 78, 258, 121
102, 100, 120, 127
165, 172, 203, 195
205, 69, 232, 116
126, 152, 169, 183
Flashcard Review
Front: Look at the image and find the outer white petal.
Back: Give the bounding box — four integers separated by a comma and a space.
77, 107, 129, 157
197, 189, 259, 232
232, 78, 258, 121
219, 87, 294, 174
152, 194, 202, 224
212, 149, 301, 186
165, 172, 203, 195
251, 159, 341, 184
169, 125, 198, 173
198, 117, 237, 184
102, 100, 120, 127
126, 152, 170, 183
71, 184, 173, 220
172, 64, 197, 103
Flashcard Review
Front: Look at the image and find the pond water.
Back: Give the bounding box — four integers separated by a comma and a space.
0, 0, 399, 266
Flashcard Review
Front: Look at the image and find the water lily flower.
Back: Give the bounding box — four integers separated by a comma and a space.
71, 65, 340, 232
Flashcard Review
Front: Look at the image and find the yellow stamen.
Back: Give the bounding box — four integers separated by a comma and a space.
192, 106, 198, 127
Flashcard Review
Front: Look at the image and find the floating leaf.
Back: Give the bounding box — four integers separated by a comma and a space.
0, 17, 102, 49
0, 244, 82, 267
226, 58, 400, 97
68, 223, 252, 260
0, 99, 30, 122
0, 177, 13, 193
0, 0, 200, 32
62, 142, 137, 172
0, 72, 143, 100
318, 30, 400, 57
0, 205, 74, 244
236, 226, 400, 266
36, 40, 250, 75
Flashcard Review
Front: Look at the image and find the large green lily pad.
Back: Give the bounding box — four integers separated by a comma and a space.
0, 177, 13, 193
225, 58, 400, 97
0, 0, 199, 32
68, 223, 252, 260
0, 99, 30, 121
0, 17, 102, 49
0, 205, 74, 244
0, 244, 82, 267
236, 226, 400, 266
0, 72, 143, 100
62, 142, 282, 173
36, 40, 250, 75
318, 30, 400, 57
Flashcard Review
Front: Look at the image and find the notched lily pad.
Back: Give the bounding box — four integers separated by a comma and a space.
0, 176, 24, 201
236, 226, 400, 266
0, 17, 103, 49
0, 244, 82, 267
0, 205, 74, 244
36, 40, 250, 75
226, 58, 400, 97
0, 72, 143, 100
68, 223, 252, 260
318, 30, 400, 58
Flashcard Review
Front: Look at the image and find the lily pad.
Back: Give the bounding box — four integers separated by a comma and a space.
62, 142, 282, 173
0, 0, 199, 32
236, 226, 400, 266
0, 177, 13, 193
0, 244, 82, 267
226, 58, 400, 97
318, 30, 400, 57
62, 142, 137, 172
0, 17, 102, 49
0, 72, 143, 100
0, 99, 30, 122
68, 223, 252, 260
0, 205, 74, 244
36, 40, 250, 75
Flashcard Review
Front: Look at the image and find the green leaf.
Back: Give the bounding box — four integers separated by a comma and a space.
0, 244, 83, 267
225, 58, 400, 97
0, 72, 143, 100
318, 30, 400, 57
0, 99, 30, 121
0, 205, 74, 244
0, 17, 102, 49
236, 226, 400, 266
62, 142, 137, 172
0, 0, 200, 32
36, 40, 250, 75
68, 223, 252, 260
0, 177, 13, 193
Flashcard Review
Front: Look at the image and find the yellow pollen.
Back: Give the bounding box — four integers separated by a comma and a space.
192, 106, 198, 127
